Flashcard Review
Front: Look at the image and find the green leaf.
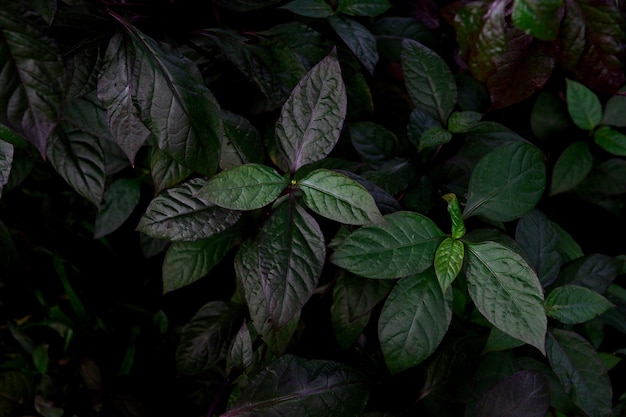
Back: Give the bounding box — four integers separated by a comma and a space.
443, 193, 465, 239
328, 16, 379, 75
362, 158, 418, 195
546, 329, 613, 417
378, 269, 453, 374
46, 122, 106, 208
594, 126, 626, 156
222, 355, 370, 417
137, 178, 241, 241
227, 320, 254, 374
98, 33, 151, 164
551, 221, 583, 262
197, 164, 287, 211
331, 272, 393, 350
94, 178, 141, 239
550, 141, 593, 195
463, 141, 546, 222
275, 49, 347, 173
120, 23, 222, 176
349, 121, 397, 169
566, 79, 602, 131
483, 327, 525, 353
162, 230, 238, 293
279, 0, 334, 18
0, 6, 64, 156
434, 238, 464, 292
465, 241, 547, 354
175, 301, 242, 376
330, 211, 445, 279
602, 94, 626, 127
474, 370, 551, 417
220, 109, 264, 170
407, 107, 442, 150
418, 127, 453, 150
149, 146, 192, 194
401, 39, 457, 123
512, 0, 564, 41
447, 111, 483, 133
337, 0, 392, 16
515, 210, 562, 287
545, 285, 614, 324
557, 253, 622, 294
299, 168, 384, 225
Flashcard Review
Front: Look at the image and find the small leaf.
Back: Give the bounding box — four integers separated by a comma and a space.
299, 168, 384, 225
418, 127, 453, 150
221, 355, 370, 417
330, 211, 445, 279
349, 121, 397, 169
566, 79, 602, 131
275, 49, 347, 173
94, 178, 141, 239
378, 269, 453, 374
546, 285, 614, 324
197, 164, 287, 211
546, 329, 613, 417
447, 111, 483, 133
512, 0, 564, 41
149, 146, 192, 194
465, 241, 547, 354
602, 94, 626, 127
474, 370, 551, 417
279, 0, 334, 18
463, 141, 546, 222
337, 0, 392, 17
220, 110, 263, 169
443, 193, 465, 239
550, 141, 593, 195
329, 16, 379, 76
401, 38, 457, 122
594, 126, 626, 156
137, 178, 241, 241
407, 107, 442, 150
434, 237, 464, 292
227, 320, 254, 374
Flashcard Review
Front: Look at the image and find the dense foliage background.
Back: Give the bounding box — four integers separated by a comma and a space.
1, 0, 626, 416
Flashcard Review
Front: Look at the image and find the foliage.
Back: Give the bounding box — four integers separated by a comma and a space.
1, 0, 626, 416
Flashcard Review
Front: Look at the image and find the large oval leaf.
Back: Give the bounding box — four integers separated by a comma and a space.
330, 211, 445, 279
299, 168, 384, 225
221, 355, 369, 417
545, 285, 614, 324
378, 269, 453, 374
275, 49, 347, 173
465, 241, 547, 354
137, 178, 241, 241
463, 141, 546, 222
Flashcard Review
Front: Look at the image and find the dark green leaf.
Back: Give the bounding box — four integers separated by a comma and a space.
557, 253, 622, 293
176, 301, 242, 376
137, 178, 241, 241
401, 39, 457, 122
594, 126, 626, 156
0, 6, 64, 156
578, 158, 626, 196
418, 127, 453, 150
550, 141, 593, 195
299, 168, 384, 225
197, 164, 287, 211
279, 0, 334, 18
335, 170, 402, 214
483, 327, 525, 353
275, 49, 346, 173
463, 142, 546, 222
349, 121, 397, 169
546, 329, 613, 417
331, 272, 393, 350
162, 230, 238, 293
222, 355, 369, 417
602, 93, 626, 127
328, 16, 379, 76
465, 241, 547, 354
337, 0, 391, 16
121, 23, 222, 176
566, 78, 602, 130
447, 111, 483, 133
474, 370, 551, 417
330, 211, 445, 279
512, 0, 564, 40
362, 158, 418, 195
220, 110, 263, 170
149, 146, 192, 194
434, 237, 464, 291
94, 178, 141, 239
378, 269, 453, 374
227, 320, 254, 374
551, 221, 583, 262
407, 107, 441, 150
545, 285, 614, 324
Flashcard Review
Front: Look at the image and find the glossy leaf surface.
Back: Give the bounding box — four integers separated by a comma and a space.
434, 237, 464, 292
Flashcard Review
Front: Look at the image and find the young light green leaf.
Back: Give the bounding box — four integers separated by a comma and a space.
328, 16, 378, 76
299, 168, 384, 225
546, 329, 613, 417
434, 237, 464, 292
594, 126, 626, 156
443, 193, 465, 239
550, 141, 593, 195
512, 0, 564, 41
566, 79, 602, 131
330, 211, 445, 279
545, 285, 614, 324
197, 164, 287, 211
137, 178, 241, 241
465, 241, 547, 354
463, 142, 546, 222
337, 0, 392, 17
275, 49, 347, 173
162, 230, 238, 293
94, 178, 141, 239
279, 0, 334, 18
378, 270, 453, 374
401, 38, 457, 123
221, 355, 370, 417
